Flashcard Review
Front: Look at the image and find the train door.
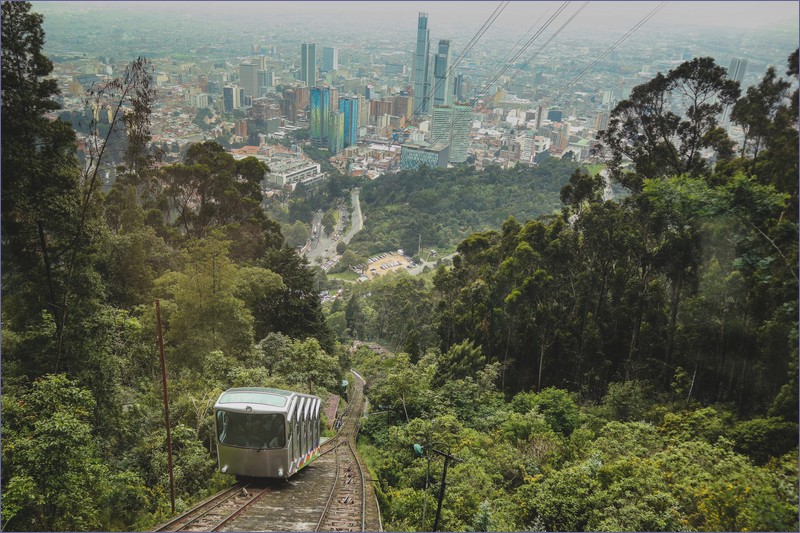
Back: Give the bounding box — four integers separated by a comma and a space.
312, 398, 320, 447
296, 397, 305, 459
306, 398, 316, 452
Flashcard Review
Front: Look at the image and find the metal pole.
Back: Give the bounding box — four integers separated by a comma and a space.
433, 454, 450, 532
156, 300, 176, 514
421, 447, 430, 530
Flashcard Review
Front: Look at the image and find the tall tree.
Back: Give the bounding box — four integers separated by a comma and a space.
259, 245, 336, 353
595, 57, 740, 191
731, 66, 791, 164
2, 1, 82, 374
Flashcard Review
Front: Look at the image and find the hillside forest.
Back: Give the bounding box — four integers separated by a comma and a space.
1, 3, 798, 532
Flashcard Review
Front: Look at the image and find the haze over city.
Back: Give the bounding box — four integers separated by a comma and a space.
3, 1, 799, 531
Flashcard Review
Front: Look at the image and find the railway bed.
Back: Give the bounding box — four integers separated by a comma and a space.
154, 371, 381, 532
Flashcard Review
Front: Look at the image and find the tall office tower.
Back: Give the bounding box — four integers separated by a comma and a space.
328, 110, 345, 154
322, 46, 339, 72
357, 94, 369, 128
296, 86, 310, 118
257, 70, 267, 91
283, 88, 297, 122
433, 40, 452, 107
222, 85, 240, 112
594, 111, 610, 132
723, 57, 748, 124
431, 105, 451, 155
728, 57, 748, 83
301, 42, 316, 86
453, 74, 464, 102
413, 12, 432, 115
339, 96, 359, 147
431, 104, 471, 163
393, 95, 413, 118
239, 63, 258, 96
310, 86, 333, 148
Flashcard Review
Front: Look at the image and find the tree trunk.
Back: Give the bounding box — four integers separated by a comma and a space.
537, 342, 545, 392
664, 272, 684, 379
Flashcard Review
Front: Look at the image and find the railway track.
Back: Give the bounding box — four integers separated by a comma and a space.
153, 482, 270, 532
316, 371, 367, 532
154, 370, 381, 532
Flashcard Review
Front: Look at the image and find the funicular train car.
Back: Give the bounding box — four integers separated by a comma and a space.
213, 387, 321, 479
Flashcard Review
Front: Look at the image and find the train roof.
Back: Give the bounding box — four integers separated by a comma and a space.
214, 387, 320, 413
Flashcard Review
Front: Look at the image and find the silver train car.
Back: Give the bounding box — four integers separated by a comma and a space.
213, 387, 322, 479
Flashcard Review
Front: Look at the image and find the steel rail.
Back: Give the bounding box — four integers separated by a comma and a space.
153, 483, 245, 532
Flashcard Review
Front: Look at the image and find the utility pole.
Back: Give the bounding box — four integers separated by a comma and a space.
156, 300, 176, 514
413, 443, 462, 532
433, 451, 451, 532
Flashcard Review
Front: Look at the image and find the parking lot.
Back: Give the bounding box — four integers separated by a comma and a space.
364, 252, 415, 280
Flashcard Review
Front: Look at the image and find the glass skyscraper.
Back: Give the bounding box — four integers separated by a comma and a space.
433, 40, 451, 107
301, 43, 316, 86
310, 86, 331, 148
328, 110, 344, 154
413, 13, 432, 115
339, 96, 359, 148
431, 104, 472, 164
322, 46, 338, 72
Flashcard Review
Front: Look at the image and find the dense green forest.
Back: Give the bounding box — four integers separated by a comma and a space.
2, 4, 341, 530
332, 51, 800, 532
1, 3, 798, 531
347, 158, 580, 256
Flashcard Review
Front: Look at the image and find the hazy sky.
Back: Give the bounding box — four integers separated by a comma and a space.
34, 1, 800, 32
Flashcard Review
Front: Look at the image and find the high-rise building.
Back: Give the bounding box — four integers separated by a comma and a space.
723, 57, 748, 124
257, 70, 267, 93
322, 47, 339, 72
594, 111, 609, 132
357, 94, 369, 128
431, 104, 472, 164
222, 85, 240, 112
328, 110, 344, 154
413, 12, 432, 115
433, 40, 452, 107
453, 74, 464, 103
283, 88, 298, 122
393, 95, 413, 119
310, 86, 333, 148
234, 119, 248, 138
728, 57, 748, 83
370, 99, 393, 123
339, 96, 359, 148
301, 43, 316, 86
239, 63, 258, 97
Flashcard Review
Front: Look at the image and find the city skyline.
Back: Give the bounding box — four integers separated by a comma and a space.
33, 1, 799, 33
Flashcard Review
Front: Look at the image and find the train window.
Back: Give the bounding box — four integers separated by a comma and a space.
216, 411, 286, 449
218, 392, 287, 407
292, 418, 299, 458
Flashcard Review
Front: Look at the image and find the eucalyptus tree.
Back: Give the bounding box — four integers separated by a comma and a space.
595, 57, 740, 191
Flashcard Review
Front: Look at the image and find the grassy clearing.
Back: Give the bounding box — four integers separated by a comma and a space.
583, 163, 606, 176
328, 271, 360, 282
